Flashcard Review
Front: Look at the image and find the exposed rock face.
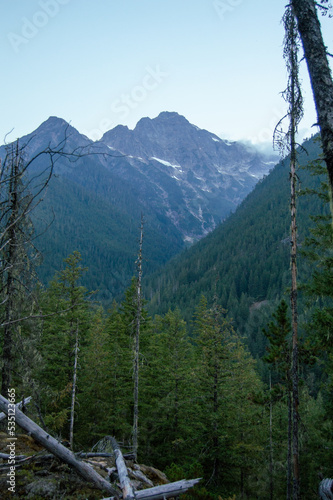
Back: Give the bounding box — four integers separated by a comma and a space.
101, 111, 277, 241
0, 113, 278, 299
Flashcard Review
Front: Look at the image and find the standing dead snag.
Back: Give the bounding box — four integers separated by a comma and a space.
133, 214, 144, 460
0, 129, 99, 397
69, 321, 80, 450
0, 394, 119, 498
287, 9, 302, 498
274, 6, 304, 498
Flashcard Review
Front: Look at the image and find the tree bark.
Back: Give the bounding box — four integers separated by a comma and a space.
292, 0, 333, 198
110, 436, 135, 500
133, 478, 202, 500
287, 9, 300, 498
0, 395, 119, 498
133, 215, 144, 460
269, 373, 274, 500
291, 146, 300, 500
69, 322, 79, 450
1, 142, 20, 396
0, 396, 31, 422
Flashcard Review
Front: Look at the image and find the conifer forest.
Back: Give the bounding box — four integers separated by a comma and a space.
1, 1, 333, 499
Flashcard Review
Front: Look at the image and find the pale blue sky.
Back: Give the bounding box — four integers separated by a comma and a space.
1, 0, 332, 149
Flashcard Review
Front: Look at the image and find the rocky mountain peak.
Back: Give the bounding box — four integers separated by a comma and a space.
98, 112, 277, 242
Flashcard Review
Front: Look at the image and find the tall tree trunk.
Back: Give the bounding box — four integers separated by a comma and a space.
290, 16, 300, 498
1, 142, 20, 396
69, 322, 79, 450
133, 215, 144, 460
291, 0, 333, 200
269, 373, 274, 500
287, 386, 293, 500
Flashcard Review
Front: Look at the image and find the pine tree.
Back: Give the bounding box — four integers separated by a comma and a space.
193, 296, 263, 496
263, 300, 292, 499
39, 251, 91, 441
75, 306, 113, 447
140, 308, 196, 466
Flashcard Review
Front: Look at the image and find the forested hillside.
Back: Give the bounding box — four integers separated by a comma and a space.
144, 134, 327, 360
1, 127, 333, 499
0, 114, 275, 304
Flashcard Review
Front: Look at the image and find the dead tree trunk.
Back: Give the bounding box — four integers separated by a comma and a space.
1, 141, 20, 396
110, 436, 135, 500
291, 0, 333, 200
269, 373, 274, 500
0, 396, 31, 422
0, 394, 119, 498
133, 214, 144, 460
289, 15, 300, 498
69, 322, 79, 450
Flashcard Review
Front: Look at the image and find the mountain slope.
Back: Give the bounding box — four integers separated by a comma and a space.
0, 113, 277, 303
100, 111, 277, 242
144, 134, 325, 355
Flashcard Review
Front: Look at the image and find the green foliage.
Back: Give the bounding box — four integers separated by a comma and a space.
38, 251, 92, 439
190, 297, 264, 495
144, 135, 326, 360
10, 132, 333, 498
33, 166, 184, 306
140, 308, 196, 465
263, 299, 291, 387
301, 160, 333, 351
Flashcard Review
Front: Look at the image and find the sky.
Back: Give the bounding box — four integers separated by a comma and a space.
1, 0, 333, 152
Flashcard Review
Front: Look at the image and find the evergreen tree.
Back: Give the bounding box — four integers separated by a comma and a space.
300, 159, 333, 482
263, 299, 293, 499
39, 251, 91, 440
140, 308, 196, 466
193, 296, 263, 497
75, 306, 113, 447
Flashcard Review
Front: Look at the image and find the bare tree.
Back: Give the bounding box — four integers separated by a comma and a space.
274, 5, 304, 498
0, 129, 93, 397
133, 214, 144, 460
69, 321, 80, 450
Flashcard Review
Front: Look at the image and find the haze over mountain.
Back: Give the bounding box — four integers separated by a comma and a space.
0, 112, 277, 302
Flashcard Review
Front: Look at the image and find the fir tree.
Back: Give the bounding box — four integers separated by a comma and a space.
39, 251, 91, 440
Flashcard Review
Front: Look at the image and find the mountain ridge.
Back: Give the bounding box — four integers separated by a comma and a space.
99, 111, 277, 241
0, 112, 279, 303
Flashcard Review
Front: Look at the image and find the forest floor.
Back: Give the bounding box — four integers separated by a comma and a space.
0, 432, 169, 499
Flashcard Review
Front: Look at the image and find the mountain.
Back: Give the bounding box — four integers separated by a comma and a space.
143, 134, 326, 357
101, 111, 277, 243
0, 113, 277, 303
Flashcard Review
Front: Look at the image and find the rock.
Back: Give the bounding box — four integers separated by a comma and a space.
137, 464, 169, 485
25, 478, 59, 498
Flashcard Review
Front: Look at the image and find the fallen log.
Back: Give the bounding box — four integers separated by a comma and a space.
110, 436, 135, 500
0, 394, 119, 498
0, 453, 27, 460
76, 452, 116, 458
319, 478, 333, 500
134, 478, 202, 500
102, 477, 202, 500
0, 396, 32, 422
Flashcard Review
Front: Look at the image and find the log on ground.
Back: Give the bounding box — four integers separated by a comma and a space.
0, 394, 119, 498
